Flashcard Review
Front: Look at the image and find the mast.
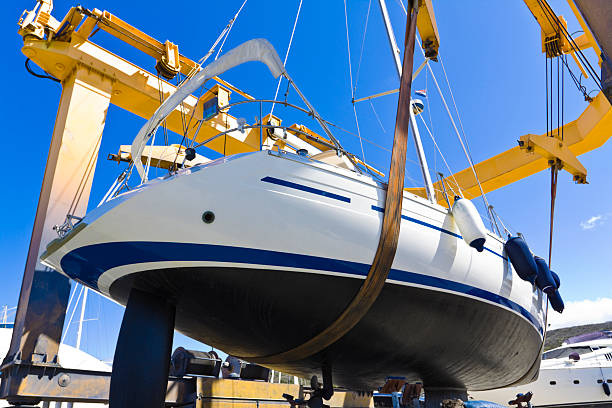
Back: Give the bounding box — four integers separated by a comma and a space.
378, 0, 403, 77
378, 0, 436, 203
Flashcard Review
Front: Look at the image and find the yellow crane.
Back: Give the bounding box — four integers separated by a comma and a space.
2, 0, 610, 404
404, 0, 611, 205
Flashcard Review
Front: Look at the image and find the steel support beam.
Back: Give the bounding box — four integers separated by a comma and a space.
0, 363, 196, 405
1, 65, 111, 402
407, 92, 611, 205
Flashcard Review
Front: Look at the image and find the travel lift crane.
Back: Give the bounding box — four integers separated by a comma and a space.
1, 0, 610, 406
405, 0, 612, 204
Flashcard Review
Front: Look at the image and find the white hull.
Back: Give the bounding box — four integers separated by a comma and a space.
471, 339, 612, 407
41, 150, 546, 390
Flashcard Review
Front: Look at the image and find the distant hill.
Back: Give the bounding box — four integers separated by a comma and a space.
544, 321, 612, 350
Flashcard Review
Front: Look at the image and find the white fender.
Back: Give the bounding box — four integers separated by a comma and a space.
452, 198, 487, 252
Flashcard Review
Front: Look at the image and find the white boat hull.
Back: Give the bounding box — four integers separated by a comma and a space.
42, 150, 545, 391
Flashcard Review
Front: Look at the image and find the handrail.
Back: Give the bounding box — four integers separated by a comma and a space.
193, 124, 329, 154
218, 99, 312, 117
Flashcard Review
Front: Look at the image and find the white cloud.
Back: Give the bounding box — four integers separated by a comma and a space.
547, 297, 612, 330
580, 214, 606, 230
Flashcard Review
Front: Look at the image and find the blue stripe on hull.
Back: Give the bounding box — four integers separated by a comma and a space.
61, 241, 542, 334
261, 176, 351, 203
371, 205, 506, 259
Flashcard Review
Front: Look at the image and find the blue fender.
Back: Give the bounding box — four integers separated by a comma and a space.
534, 256, 556, 294
550, 270, 561, 289
504, 237, 537, 283
548, 289, 565, 313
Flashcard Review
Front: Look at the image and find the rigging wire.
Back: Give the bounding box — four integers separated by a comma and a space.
391, 7, 495, 227
179, 0, 249, 85
369, 100, 386, 133
394, 0, 407, 15
353, 0, 372, 96
269, 0, 303, 119
439, 56, 482, 188
417, 115, 463, 197
343, 0, 367, 165
421, 54, 495, 228
214, 0, 249, 61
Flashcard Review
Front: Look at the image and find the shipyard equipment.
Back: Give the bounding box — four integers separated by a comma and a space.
2, 0, 611, 407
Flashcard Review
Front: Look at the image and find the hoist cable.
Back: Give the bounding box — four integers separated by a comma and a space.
536, 0, 602, 91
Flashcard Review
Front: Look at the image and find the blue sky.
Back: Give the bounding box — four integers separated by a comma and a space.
0, 0, 610, 363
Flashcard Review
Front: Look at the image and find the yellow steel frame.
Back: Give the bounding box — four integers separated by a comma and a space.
405, 0, 611, 206
17, 0, 612, 206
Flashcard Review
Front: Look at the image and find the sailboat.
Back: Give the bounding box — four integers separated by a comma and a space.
39, 0, 553, 399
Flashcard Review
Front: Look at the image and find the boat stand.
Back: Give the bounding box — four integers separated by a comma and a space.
423, 387, 467, 408
109, 289, 176, 408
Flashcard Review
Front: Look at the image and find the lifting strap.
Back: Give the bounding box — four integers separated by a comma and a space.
242, 0, 419, 365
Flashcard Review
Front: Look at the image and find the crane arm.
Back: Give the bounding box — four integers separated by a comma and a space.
407, 91, 611, 205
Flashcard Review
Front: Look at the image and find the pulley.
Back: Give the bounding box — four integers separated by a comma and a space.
155, 40, 181, 80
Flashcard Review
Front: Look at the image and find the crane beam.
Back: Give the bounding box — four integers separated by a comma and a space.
407, 92, 611, 205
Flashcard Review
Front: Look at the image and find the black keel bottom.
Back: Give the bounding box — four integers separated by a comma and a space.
109, 288, 176, 408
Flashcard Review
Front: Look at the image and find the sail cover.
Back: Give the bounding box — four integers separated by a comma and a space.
132, 38, 285, 181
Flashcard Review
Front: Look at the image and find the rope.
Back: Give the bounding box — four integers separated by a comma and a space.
343, 0, 367, 165
549, 164, 558, 266
269, 0, 303, 118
